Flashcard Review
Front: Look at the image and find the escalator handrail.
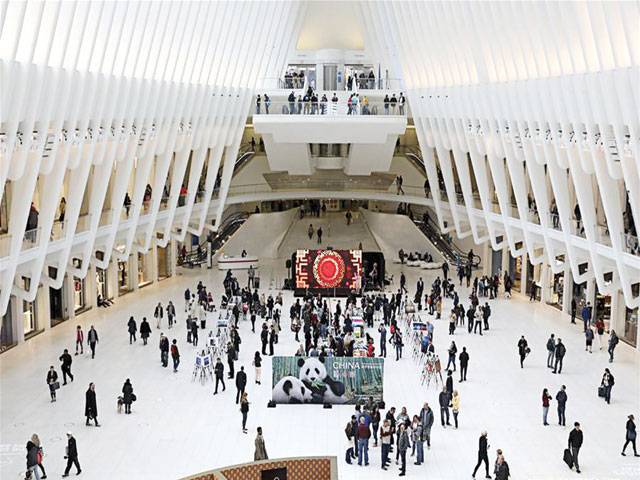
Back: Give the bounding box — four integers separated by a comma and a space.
415, 219, 481, 268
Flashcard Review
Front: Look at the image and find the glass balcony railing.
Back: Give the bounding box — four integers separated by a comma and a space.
22, 227, 41, 251
253, 100, 406, 116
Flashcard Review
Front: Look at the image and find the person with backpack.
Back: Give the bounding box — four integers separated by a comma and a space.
553, 339, 566, 374
608, 330, 619, 363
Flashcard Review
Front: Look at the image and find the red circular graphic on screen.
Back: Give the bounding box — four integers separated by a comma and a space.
313, 250, 346, 288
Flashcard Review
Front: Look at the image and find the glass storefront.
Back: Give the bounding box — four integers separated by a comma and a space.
157, 246, 171, 280
623, 306, 638, 347
49, 283, 67, 326
96, 268, 110, 302
594, 287, 611, 331
137, 252, 152, 288
118, 258, 132, 295
549, 272, 565, 310
509, 254, 522, 292
1, 306, 16, 353
73, 276, 88, 314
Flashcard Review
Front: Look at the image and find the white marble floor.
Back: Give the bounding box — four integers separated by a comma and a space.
1, 213, 639, 480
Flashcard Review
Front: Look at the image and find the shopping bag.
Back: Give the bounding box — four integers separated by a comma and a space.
563, 448, 573, 468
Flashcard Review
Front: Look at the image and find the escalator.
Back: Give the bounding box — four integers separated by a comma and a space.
415, 217, 481, 269
178, 212, 249, 268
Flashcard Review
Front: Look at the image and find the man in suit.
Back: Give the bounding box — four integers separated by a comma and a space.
62, 432, 81, 477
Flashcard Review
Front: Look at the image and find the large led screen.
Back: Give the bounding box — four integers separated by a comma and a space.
294, 249, 362, 294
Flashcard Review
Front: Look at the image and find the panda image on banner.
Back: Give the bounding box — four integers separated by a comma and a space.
272, 376, 313, 404
297, 357, 346, 404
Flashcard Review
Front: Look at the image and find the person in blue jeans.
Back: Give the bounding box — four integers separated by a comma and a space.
413, 417, 424, 465
380, 419, 392, 470
357, 416, 370, 466
608, 330, 619, 363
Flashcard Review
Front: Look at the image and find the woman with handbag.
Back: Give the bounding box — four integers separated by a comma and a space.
622, 414, 639, 456
122, 379, 134, 414
84, 383, 99, 426
46, 366, 58, 402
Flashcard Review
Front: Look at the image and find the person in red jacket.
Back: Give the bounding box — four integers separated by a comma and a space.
75, 326, 84, 355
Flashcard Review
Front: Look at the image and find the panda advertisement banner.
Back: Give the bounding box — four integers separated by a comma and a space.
271, 356, 384, 405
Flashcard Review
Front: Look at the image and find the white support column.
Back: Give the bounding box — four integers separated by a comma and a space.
150, 243, 159, 283
540, 261, 550, 303
37, 285, 50, 332
586, 279, 596, 307
609, 292, 622, 335
562, 262, 572, 315
520, 253, 528, 295
86, 263, 97, 310
130, 254, 139, 292
481, 242, 491, 276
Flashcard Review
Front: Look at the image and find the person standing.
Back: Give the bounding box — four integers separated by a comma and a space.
459, 347, 469, 382
357, 416, 370, 466
127, 316, 137, 344
608, 330, 619, 363
159, 333, 169, 367
601, 368, 615, 404
227, 342, 236, 379
140, 317, 152, 345
253, 351, 262, 385
542, 388, 552, 426
236, 366, 247, 404
254, 427, 268, 461
268, 325, 276, 356
446, 341, 457, 371
570, 297, 577, 324
553, 338, 566, 374
398, 423, 410, 476
581, 302, 592, 332
214, 357, 226, 394
621, 414, 639, 456
260, 324, 268, 355
46, 366, 59, 402
59, 349, 74, 385
317, 226, 323, 244
84, 383, 99, 427
240, 392, 249, 433
439, 386, 451, 427
166, 301, 176, 329
568, 422, 583, 474
122, 379, 134, 414
556, 385, 568, 426
62, 432, 81, 477
585, 327, 594, 353
517, 336, 529, 368
452, 390, 460, 429
170, 339, 180, 372
378, 323, 387, 358
546, 334, 556, 368
154, 302, 163, 329
472, 431, 491, 479
419, 403, 434, 450
75, 325, 84, 355
380, 419, 392, 470
413, 417, 424, 465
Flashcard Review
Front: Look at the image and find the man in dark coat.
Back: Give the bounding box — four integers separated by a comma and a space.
227, 342, 236, 379
159, 334, 169, 367
235, 366, 247, 404
127, 317, 137, 344
214, 358, 225, 394
459, 347, 470, 382
62, 432, 81, 477
472, 431, 490, 478
87, 325, 99, 359
568, 422, 583, 473
140, 317, 152, 345
438, 387, 451, 427
59, 349, 74, 385
84, 383, 99, 426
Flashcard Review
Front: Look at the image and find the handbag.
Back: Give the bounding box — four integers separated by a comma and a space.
131, 393, 137, 402
598, 385, 606, 398
52, 381, 60, 390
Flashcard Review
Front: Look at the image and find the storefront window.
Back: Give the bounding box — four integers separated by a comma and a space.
96, 268, 109, 302
118, 259, 132, 295
49, 283, 67, 326
594, 288, 611, 331
549, 272, 564, 310
22, 278, 38, 337
74, 276, 88, 314
157, 246, 171, 280
137, 252, 152, 288
1, 307, 16, 353
623, 307, 638, 347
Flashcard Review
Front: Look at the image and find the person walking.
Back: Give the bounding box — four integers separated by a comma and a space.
254, 427, 268, 461
621, 414, 639, 456
154, 302, 163, 329
214, 357, 226, 394
378, 323, 387, 358
61, 432, 81, 477
459, 347, 469, 382
167, 301, 176, 329
439, 386, 451, 427
585, 327, 594, 353
170, 339, 180, 372
393, 330, 403, 361
594, 317, 605, 349
570, 297, 577, 324
159, 333, 169, 367
191, 318, 199, 347
84, 383, 99, 427
122, 379, 134, 414
546, 334, 556, 368
30, 434, 46, 479
452, 390, 460, 429
236, 366, 247, 404
127, 316, 137, 344
398, 423, 410, 476
472, 431, 491, 479
556, 385, 568, 426
568, 422, 583, 474
140, 317, 151, 346
608, 330, 619, 363
446, 341, 457, 371
601, 368, 615, 404
240, 392, 250, 433
356, 416, 370, 466
26, 436, 42, 480
553, 338, 566, 374
542, 388, 552, 426
46, 366, 59, 402
59, 349, 74, 385
253, 351, 262, 384
75, 325, 84, 355
86, 326, 98, 359
517, 336, 529, 368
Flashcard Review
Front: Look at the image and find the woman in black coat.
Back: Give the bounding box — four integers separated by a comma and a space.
127, 317, 137, 344
140, 318, 152, 345
122, 379, 134, 414
84, 383, 99, 426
